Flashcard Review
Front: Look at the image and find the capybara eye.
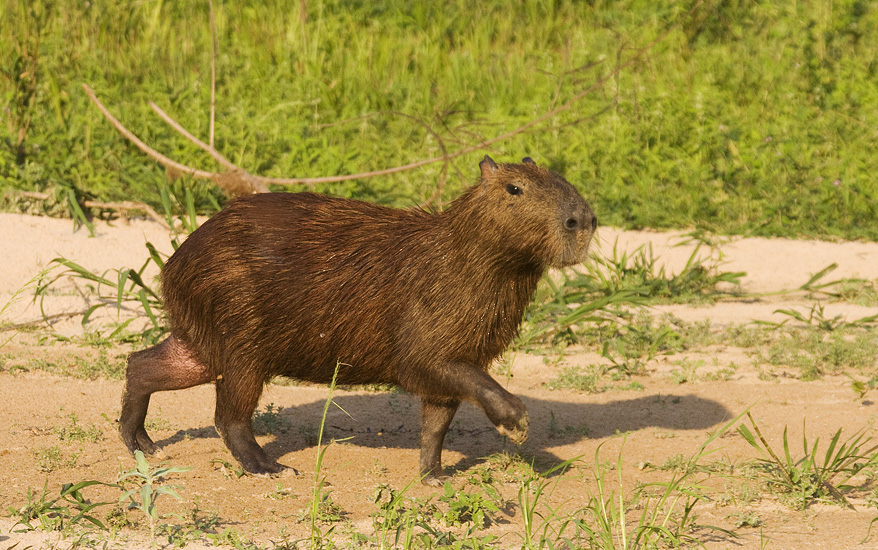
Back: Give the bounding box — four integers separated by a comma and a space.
506, 184, 522, 196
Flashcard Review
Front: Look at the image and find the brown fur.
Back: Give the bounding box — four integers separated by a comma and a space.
119, 156, 596, 484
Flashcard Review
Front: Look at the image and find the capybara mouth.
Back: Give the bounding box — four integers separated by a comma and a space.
552, 234, 595, 268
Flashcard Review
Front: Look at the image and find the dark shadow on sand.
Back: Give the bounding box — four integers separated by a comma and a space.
154, 389, 733, 474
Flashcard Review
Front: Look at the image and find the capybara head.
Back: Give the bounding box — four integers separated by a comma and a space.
457, 155, 596, 270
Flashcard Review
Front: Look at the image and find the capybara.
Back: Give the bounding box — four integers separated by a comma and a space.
120, 155, 596, 485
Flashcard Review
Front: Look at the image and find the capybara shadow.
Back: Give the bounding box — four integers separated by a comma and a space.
120, 156, 597, 485
154, 391, 732, 475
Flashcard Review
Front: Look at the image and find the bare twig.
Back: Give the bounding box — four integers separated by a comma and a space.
0, 310, 91, 332
7, 189, 171, 228
149, 102, 238, 173
82, 84, 267, 196
81, 84, 216, 180
82, 200, 171, 229
11, 190, 50, 200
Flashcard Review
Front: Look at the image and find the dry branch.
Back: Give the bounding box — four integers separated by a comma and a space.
8, 189, 171, 229
82, 84, 267, 196
82, 200, 171, 229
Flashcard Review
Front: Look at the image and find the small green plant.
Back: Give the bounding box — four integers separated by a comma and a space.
580, 240, 745, 305
519, 281, 645, 348
835, 279, 878, 307
434, 482, 500, 530
600, 314, 682, 376
701, 361, 739, 382
371, 480, 431, 549
252, 402, 291, 436
570, 430, 738, 548
520, 411, 746, 549
766, 302, 878, 332
54, 413, 104, 443
518, 457, 575, 550
117, 450, 192, 540
668, 358, 705, 385
298, 424, 319, 446
157, 504, 221, 548
4, 349, 126, 380
848, 373, 878, 401
755, 326, 878, 380
0, 266, 56, 349
547, 364, 605, 393
773, 263, 878, 306
265, 483, 297, 500
652, 454, 689, 472
143, 409, 173, 432
471, 451, 538, 485
33, 445, 77, 472
9, 479, 113, 533
71, 349, 126, 380
738, 413, 878, 510
210, 458, 245, 479
206, 527, 261, 550
299, 490, 345, 525
728, 511, 762, 528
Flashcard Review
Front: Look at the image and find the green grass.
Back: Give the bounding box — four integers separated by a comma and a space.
759, 327, 878, 380
547, 364, 607, 393
3, 0, 878, 240
738, 412, 878, 510
2, 349, 126, 379
54, 413, 103, 443
13, 407, 878, 548
252, 403, 291, 436
8, 479, 114, 533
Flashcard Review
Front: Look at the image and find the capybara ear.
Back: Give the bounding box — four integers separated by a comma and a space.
522, 157, 536, 165
479, 155, 498, 178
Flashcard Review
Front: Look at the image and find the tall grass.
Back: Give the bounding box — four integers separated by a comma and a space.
2, 0, 878, 240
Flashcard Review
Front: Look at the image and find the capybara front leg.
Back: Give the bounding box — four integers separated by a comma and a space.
120, 335, 211, 456
214, 373, 284, 475
440, 364, 529, 444
419, 398, 460, 486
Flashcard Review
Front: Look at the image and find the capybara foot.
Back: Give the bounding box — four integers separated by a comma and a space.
498, 412, 529, 445
422, 473, 448, 487
121, 426, 163, 457
239, 456, 288, 476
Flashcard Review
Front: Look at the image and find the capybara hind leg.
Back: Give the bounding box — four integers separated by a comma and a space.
119, 335, 211, 456
214, 373, 284, 475
419, 398, 460, 486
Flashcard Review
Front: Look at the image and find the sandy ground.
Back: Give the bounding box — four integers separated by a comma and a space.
0, 212, 877, 549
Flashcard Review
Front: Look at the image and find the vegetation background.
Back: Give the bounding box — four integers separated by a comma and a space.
2, 0, 877, 239
3, 2, 878, 548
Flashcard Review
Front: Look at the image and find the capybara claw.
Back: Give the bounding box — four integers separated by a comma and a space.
498, 413, 529, 445
422, 474, 447, 487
